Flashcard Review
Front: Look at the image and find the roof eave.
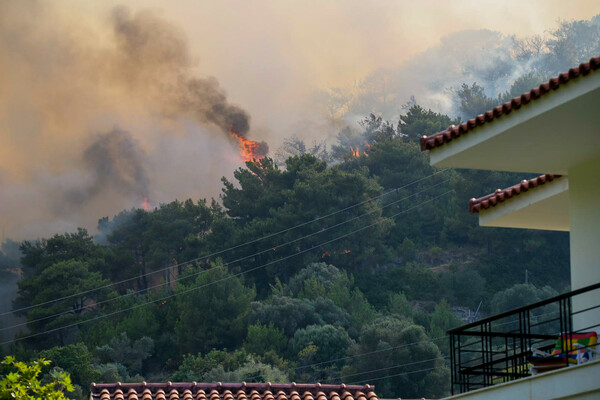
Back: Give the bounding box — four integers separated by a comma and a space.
427, 70, 600, 174
475, 175, 569, 231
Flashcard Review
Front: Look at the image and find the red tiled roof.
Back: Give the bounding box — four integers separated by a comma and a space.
420, 56, 600, 152
90, 382, 381, 400
469, 174, 561, 214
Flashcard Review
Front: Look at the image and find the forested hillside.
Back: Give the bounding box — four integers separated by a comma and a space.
2, 15, 598, 400
0, 112, 570, 399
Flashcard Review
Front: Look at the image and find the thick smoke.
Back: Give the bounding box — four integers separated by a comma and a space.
109, 6, 261, 143
327, 17, 600, 126
0, 3, 266, 239
0, 2, 596, 240
65, 129, 150, 209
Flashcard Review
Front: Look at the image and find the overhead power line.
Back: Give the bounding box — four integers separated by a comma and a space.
2, 190, 453, 345
294, 335, 448, 371
1, 177, 451, 332
346, 365, 445, 385
2, 168, 450, 318
220, 336, 451, 384
324, 356, 447, 383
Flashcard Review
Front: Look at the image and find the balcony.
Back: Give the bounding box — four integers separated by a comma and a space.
447, 282, 600, 398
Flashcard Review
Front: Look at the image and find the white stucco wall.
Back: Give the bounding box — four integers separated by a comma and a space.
443, 360, 600, 400
568, 156, 600, 330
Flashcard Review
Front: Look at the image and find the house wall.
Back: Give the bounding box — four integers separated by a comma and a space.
443, 360, 600, 400
568, 156, 600, 330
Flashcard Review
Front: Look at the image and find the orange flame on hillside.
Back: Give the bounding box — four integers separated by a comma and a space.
350, 145, 369, 157
231, 131, 265, 162
140, 197, 153, 211
321, 249, 351, 258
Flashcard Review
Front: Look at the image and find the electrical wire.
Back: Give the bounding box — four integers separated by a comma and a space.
346, 366, 445, 385
323, 356, 447, 383
294, 336, 448, 371
230, 336, 451, 383
1, 178, 451, 332
2, 190, 453, 345
2, 168, 450, 318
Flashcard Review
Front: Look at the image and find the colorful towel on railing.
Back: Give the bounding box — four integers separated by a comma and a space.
529, 332, 597, 367
552, 332, 597, 357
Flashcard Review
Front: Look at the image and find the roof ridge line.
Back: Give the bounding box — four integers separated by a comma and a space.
469, 174, 562, 214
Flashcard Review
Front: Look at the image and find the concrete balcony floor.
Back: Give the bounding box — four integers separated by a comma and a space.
444, 359, 600, 400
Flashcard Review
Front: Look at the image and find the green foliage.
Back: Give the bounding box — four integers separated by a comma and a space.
343, 317, 448, 398
19, 229, 97, 275
287, 263, 342, 297
285, 263, 376, 333
94, 333, 153, 376
175, 264, 255, 354
290, 324, 352, 366
250, 296, 350, 337
491, 284, 558, 314
428, 300, 462, 343
171, 350, 248, 382
360, 262, 440, 308
386, 293, 413, 319
6, 95, 574, 399
243, 324, 287, 357
398, 238, 417, 262
201, 358, 289, 383
398, 105, 460, 141
0, 356, 74, 400
38, 344, 99, 390
99, 199, 220, 285
455, 82, 499, 119
439, 268, 486, 307
16, 259, 113, 346
501, 72, 548, 101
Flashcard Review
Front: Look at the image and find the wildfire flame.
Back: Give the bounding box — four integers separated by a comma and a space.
350, 146, 369, 157
321, 249, 351, 258
231, 130, 266, 162
140, 197, 153, 211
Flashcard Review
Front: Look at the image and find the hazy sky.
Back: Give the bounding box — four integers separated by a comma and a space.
1, 1, 599, 240
76, 1, 600, 129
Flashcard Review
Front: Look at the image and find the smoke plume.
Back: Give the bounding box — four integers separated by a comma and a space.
65, 129, 150, 209
0, 3, 266, 239
0, 1, 597, 240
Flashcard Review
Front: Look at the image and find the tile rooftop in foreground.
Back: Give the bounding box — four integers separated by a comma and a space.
419, 56, 600, 152
468, 174, 561, 214
90, 382, 388, 400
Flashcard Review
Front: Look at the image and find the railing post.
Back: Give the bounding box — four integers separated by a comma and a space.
448, 283, 599, 395
450, 333, 454, 395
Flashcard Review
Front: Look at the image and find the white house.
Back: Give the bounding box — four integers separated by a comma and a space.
420, 56, 600, 400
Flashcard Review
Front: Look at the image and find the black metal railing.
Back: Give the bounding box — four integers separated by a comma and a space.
448, 282, 600, 395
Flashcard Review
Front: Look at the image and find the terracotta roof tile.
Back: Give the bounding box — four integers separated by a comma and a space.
468, 174, 561, 214
90, 383, 380, 400
420, 56, 600, 151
